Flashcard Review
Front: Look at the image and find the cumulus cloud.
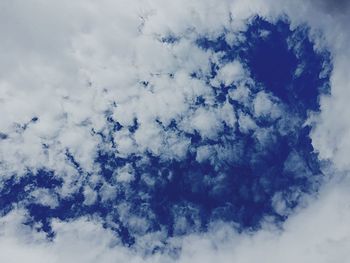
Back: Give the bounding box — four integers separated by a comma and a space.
1, 0, 350, 262
1, 177, 350, 263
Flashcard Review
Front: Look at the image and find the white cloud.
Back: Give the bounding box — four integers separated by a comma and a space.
0, 177, 350, 263
228, 84, 251, 105
29, 188, 59, 209
253, 91, 282, 119
238, 112, 257, 133
211, 61, 246, 87
114, 164, 135, 183
83, 185, 98, 206
1, 0, 350, 262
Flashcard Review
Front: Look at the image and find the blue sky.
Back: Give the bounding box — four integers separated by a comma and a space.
0, 0, 350, 262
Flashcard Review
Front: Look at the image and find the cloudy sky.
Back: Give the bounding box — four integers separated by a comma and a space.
0, 0, 350, 262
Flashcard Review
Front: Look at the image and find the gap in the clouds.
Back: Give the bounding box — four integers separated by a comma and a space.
196, 16, 332, 115
0, 171, 62, 211
0, 15, 332, 254
0, 132, 8, 140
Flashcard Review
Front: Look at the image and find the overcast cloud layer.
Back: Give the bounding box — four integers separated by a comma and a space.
1, 0, 350, 262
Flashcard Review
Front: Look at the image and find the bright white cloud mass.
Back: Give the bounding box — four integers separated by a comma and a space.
0, 0, 350, 262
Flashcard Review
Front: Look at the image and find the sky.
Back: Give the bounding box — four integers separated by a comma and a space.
0, 0, 350, 262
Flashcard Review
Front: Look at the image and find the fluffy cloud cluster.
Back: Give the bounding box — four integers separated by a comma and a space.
0, 0, 350, 262
1, 178, 350, 263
